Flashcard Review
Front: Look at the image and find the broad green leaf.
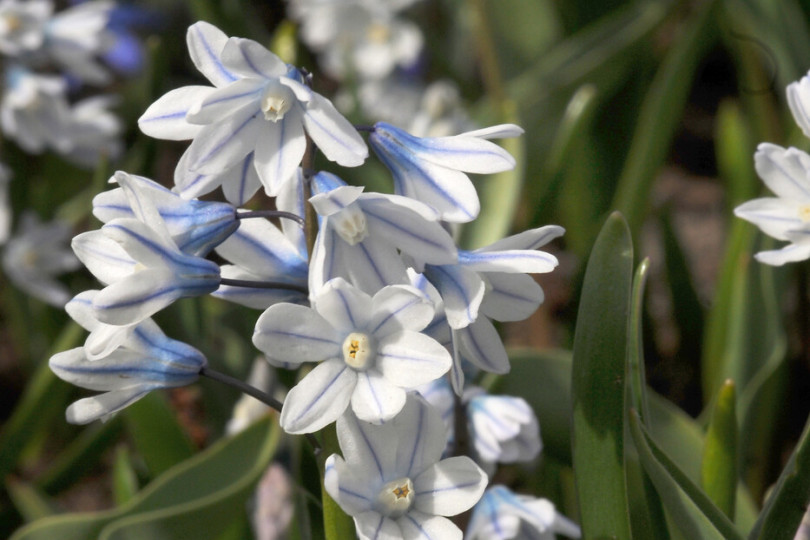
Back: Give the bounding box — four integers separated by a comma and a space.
612, 0, 718, 235
571, 211, 634, 539
11, 416, 278, 540
629, 411, 744, 540
701, 380, 738, 519
0, 322, 84, 482
123, 392, 195, 478
498, 349, 759, 532
749, 411, 810, 539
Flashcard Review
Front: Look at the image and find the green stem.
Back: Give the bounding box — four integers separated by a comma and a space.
319, 424, 356, 539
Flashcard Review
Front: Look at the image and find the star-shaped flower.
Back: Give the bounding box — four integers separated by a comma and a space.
138, 21, 368, 197
252, 277, 451, 433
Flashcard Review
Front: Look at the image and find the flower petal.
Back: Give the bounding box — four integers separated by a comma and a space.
351, 370, 406, 424
219, 37, 288, 79
754, 242, 810, 266
481, 272, 544, 322
392, 394, 448, 478
72, 230, 136, 285
324, 454, 376, 516
281, 359, 356, 434
459, 249, 558, 274
369, 285, 434, 336
65, 385, 152, 424
754, 143, 810, 200
186, 78, 264, 125
480, 225, 565, 252
398, 511, 461, 540
303, 92, 368, 167
788, 74, 810, 139
186, 21, 237, 87
412, 456, 487, 516
254, 107, 307, 196
92, 267, 186, 325
253, 303, 341, 365
734, 197, 802, 241
221, 153, 262, 206
314, 277, 373, 333
377, 331, 451, 387
457, 316, 509, 374
354, 511, 401, 540
138, 86, 213, 140
424, 264, 484, 329
186, 107, 261, 174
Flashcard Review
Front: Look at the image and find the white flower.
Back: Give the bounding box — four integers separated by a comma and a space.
0, 0, 50, 56
139, 21, 368, 197
226, 359, 281, 435
43, 0, 115, 84
253, 464, 294, 540
252, 277, 451, 433
369, 122, 524, 222
324, 394, 488, 540
92, 171, 237, 257
62, 95, 122, 167
2, 212, 80, 306
734, 143, 810, 265
71, 217, 220, 326
309, 171, 457, 296
49, 320, 206, 424
288, 0, 423, 81
466, 485, 581, 540
1, 66, 70, 154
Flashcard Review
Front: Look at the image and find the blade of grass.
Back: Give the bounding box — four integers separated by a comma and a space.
701, 380, 738, 519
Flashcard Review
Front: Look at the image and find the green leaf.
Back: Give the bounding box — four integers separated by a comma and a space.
111, 446, 140, 506
11, 416, 278, 540
628, 258, 652, 422
123, 392, 195, 478
611, 0, 719, 235
571, 211, 634, 539
701, 380, 738, 519
748, 406, 810, 539
629, 410, 744, 540
6, 480, 57, 522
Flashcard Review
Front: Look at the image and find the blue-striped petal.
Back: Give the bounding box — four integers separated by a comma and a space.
254, 107, 307, 196
423, 264, 484, 329
351, 370, 406, 424
138, 86, 213, 140
412, 457, 487, 516
280, 359, 356, 434
253, 303, 341, 365
219, 37, 288, 79
186, 21, 237, 87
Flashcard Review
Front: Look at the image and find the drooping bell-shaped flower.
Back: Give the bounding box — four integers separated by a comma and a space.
466, 485, 581, 540
72, 217, 220, 326
139, 21, 368, 197
253, 277, 451, 433
324, 394, 487, 540
50, 323, 206, 424
369, 122, 523, 222
92, 171, 238, 257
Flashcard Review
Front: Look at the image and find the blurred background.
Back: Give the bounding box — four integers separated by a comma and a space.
2, 0, 810, 537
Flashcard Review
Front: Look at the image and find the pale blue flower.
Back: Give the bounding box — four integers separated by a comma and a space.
369, 122, 523, 222
466, 485, 580, 540
92, 171, 238, 256
324, 394, 487, 540
139, 21, 367, 197
71, 217, 220, 326
253, 277, 450, 433
49, 321, 206, 424
309, 171, 457, 296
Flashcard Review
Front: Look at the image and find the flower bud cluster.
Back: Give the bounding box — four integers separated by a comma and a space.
49, 20, 579, 539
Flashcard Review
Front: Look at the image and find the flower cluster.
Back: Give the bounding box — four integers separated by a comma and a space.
0, 0, 145, 306
49, 21, 578, 539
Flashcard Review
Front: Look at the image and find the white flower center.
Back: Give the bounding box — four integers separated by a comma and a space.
342, 332, 375, 370
366, 22, 391, 44
260, 81, 295, 122
799, 204, 810, 222
0, 14, 21, 35
333, 204, 368, 245
375, 477, 414, 518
